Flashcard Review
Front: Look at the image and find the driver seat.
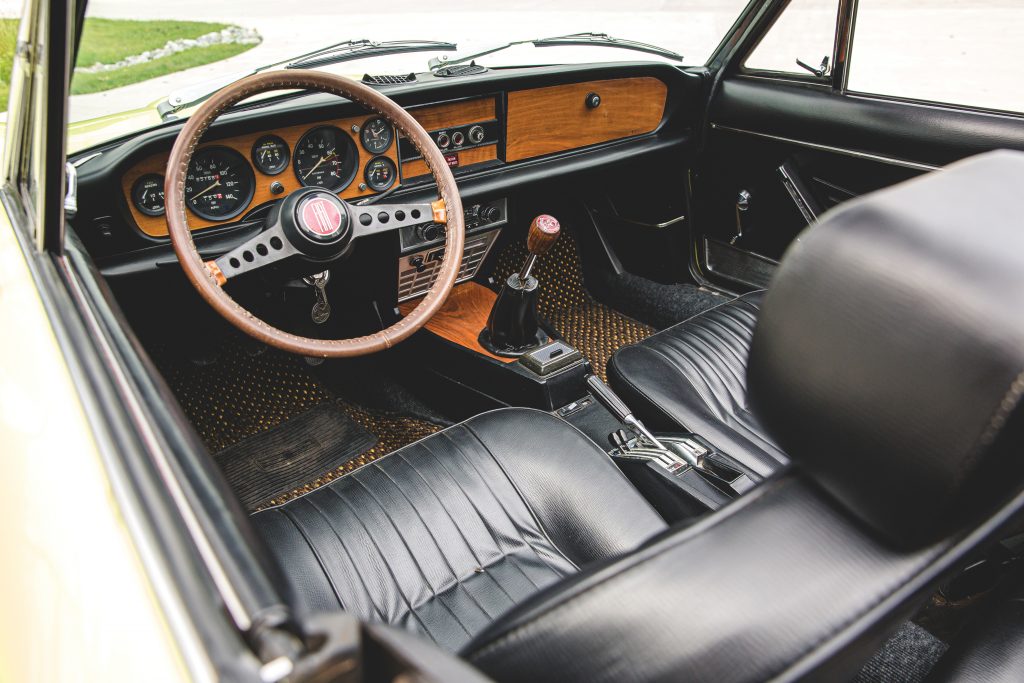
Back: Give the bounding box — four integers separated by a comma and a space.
251, 407, 666, 652
250, 151, 1024, 681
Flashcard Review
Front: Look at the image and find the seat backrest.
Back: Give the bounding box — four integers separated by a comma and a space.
748, 150, 1024, 548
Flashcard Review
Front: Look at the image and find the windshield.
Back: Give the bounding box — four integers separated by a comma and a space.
64, 0, 750, 140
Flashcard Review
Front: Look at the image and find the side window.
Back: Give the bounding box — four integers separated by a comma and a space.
848, 0, 1024, 114
744, 0, 840, 76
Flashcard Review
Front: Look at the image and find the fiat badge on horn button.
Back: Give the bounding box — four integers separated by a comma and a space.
297, 194, 347, 241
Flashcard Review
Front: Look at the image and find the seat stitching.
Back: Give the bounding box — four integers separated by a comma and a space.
438, 428, 577, 576
394, 447, 519, 606
349, 472, 476, 636
371, 456, 509, 620
459, 424, 583, 572
421, 438, 549, 592
324, 483, 446, 639
296, 497, 387, 621
276, 507, 347, 611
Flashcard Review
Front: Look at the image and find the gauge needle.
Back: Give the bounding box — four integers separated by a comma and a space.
189, 179, 221, 202
302, 149, 336, 180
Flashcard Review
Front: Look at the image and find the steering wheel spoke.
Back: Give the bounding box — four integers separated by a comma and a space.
351, 200, 447, 238
208, 223, 298, 283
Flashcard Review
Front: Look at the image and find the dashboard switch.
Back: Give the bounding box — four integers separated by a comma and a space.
585, 92, 601, 109
480, 205, 500, 223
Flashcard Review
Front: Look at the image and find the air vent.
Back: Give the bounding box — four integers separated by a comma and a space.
361, 73, 416, 85
433, 62, 488, 78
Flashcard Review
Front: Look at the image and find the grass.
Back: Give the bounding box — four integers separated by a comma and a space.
71, 42, 253, 95
0, 17, 258, 110
0, 19, 17, 113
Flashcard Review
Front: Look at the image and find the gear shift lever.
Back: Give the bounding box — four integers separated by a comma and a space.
479, 215, 560, 356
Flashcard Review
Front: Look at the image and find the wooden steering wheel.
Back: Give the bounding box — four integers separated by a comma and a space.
164, 70, 465, 357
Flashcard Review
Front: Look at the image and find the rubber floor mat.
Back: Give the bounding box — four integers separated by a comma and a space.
216, 400, 376, 510
493, 232, 654, 380
151, 340, 442, 510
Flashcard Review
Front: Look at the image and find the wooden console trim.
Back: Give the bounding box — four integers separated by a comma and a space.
122, 113, 401, 238
505, 77, 667, 162
398, 281, 514, 363
401, 144, 498, 179
407, 96, 497, 131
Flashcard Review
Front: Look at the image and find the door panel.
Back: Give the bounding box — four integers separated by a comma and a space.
692, 77, 1024, 289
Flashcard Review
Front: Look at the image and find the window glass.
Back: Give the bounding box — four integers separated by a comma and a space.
744, 0, 839, 75
848, 0, 1024, 114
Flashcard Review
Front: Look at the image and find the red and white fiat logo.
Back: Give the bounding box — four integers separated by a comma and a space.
299, 196, 343, 238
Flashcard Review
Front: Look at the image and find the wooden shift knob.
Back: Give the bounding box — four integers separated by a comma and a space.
526, 214, 561, 255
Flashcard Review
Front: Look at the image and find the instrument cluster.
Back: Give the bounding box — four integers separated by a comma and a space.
132, 116, 398, 221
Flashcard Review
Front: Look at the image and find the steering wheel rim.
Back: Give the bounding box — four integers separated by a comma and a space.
164, 70, 465, 357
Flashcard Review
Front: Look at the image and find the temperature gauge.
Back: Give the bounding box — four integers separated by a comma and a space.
364, 157, 397, 192
131, 173, 165, 216
251, 134, 290, 175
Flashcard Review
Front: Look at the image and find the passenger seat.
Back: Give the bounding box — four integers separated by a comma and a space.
607, 290, 788, 477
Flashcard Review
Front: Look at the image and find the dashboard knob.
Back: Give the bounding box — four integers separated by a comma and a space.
585, 92, 601, 109
480, 205, 500, 223
435, 131, 451, 148
468, 125, 485, 144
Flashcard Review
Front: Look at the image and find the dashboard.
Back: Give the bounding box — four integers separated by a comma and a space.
73, 62, 694, 297
118, 75, 666, 238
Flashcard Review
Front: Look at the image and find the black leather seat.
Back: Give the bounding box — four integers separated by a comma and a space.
608, 290, 786, 477
251, 408, 666, 651
250, 151, 1024, 682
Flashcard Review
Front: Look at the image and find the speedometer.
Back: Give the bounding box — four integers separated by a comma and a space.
185, 147, 255, 221
293, 125, 358, 192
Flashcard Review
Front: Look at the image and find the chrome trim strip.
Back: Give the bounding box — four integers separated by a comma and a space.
710, 123, 940, 172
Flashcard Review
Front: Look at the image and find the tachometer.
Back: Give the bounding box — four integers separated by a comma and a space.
360, 117, 394, 155
251, 134, 289, 175
364, 157, 397, 192
185, 147, 255, 221
131, 173, 165, 216
294, 125, 358, 192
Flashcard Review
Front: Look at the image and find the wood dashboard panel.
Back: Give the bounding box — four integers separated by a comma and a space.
407, 96, 496, 131
122, 113, 401, 238
505, 77, 667, 162
401, 144, 498, 179
398, 281, 513, 362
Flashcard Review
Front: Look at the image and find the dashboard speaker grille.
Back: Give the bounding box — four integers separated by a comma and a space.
361, 72, 417, 85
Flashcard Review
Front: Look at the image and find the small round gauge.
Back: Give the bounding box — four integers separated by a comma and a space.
360, 117, 394, 155
364, 156, 397, 192
294, 125, 358, 191
184, 146, 255, 221
131, 173, 165, 216
251, 134, 289, 175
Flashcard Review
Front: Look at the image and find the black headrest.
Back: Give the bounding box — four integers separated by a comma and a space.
748, 151, 1024, 548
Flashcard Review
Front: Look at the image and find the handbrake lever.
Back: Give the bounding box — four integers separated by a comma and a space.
585, 375, 701, 468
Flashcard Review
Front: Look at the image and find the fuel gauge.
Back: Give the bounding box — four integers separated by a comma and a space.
364, 156, 397, 192
131, 174, 165, 216
251, 134, 290, 175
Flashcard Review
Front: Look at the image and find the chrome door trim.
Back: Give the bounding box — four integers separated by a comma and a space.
709, 123, 940, 172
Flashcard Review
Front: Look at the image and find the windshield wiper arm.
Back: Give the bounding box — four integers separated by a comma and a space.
161, 38, 456, 119
428, 32, 681, 70
286, 38, 456, 70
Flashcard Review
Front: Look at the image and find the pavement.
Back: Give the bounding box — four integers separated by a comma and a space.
0, 0, 1019, 121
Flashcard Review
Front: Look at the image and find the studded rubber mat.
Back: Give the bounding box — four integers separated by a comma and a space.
493, 232, 655, 381
153, 341, 441, 511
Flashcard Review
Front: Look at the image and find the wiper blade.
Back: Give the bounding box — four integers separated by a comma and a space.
161, 38, 456, 119
428, 32, 681, 71
286, 38, 456, 70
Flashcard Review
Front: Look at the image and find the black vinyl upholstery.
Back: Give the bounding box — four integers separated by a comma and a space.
608, 290, 786, 476
749, 150, 1024, 548
251, 408, 665, 651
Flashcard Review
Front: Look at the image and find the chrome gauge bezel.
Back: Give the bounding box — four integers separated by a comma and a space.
184, 146, 256, 222
293, 125, 359, 192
